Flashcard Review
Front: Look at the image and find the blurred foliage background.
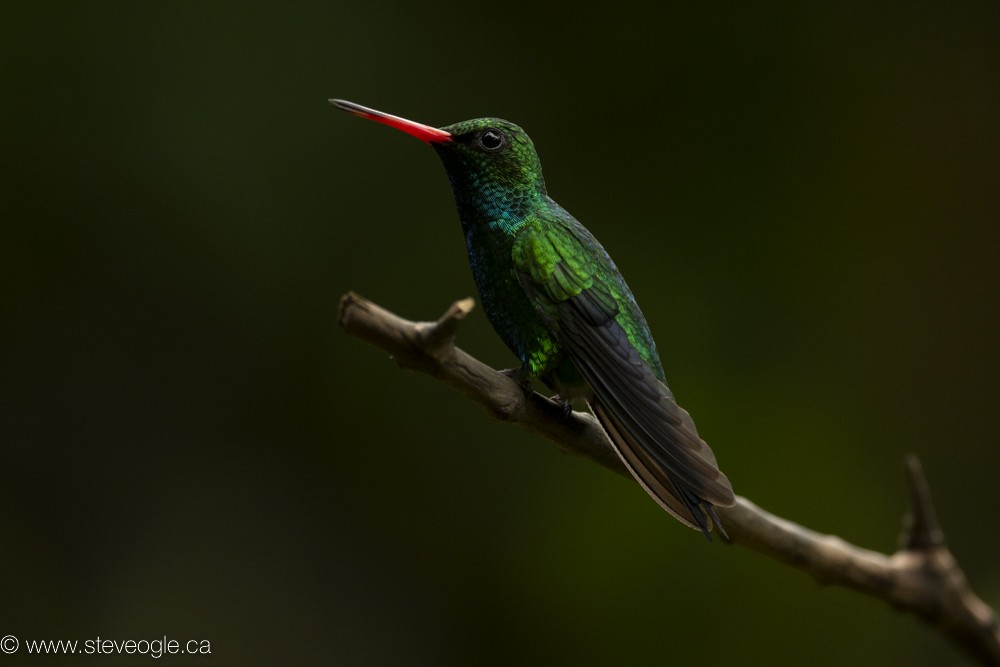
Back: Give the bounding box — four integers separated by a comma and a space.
3, 1, 999, 665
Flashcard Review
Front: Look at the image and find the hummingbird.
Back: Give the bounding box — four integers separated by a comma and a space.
331, 99, 735, 539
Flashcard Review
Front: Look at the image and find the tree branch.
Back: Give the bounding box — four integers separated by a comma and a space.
338, 291, 999, 666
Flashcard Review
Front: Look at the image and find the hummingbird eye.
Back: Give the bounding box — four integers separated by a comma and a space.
479, 129, 505, 151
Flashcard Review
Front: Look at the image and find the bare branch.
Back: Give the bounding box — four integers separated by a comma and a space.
339, 292, 1000, 666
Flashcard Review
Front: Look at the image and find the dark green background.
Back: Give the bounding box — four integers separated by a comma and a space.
3, 2, 998, 665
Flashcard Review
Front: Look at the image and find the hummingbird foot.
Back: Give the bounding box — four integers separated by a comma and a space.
549, 395, 575, 418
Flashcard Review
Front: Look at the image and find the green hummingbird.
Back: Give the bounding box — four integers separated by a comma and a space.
331, 99, 735, 539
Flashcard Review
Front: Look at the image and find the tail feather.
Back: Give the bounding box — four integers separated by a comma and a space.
589, 396, 732, 540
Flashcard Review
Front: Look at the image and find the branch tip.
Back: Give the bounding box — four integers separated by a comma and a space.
901, 454, 945, 551
422, 297, 476, 350
337, 290, 364, 327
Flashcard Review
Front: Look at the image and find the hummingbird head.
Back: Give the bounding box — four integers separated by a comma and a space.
331, 100, 546, 232
433, 117, 546, 229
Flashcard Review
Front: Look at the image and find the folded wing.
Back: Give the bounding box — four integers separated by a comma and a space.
512, 217, 734, 536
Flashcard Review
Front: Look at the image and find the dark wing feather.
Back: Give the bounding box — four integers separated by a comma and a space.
557, 289, 734, 529
513, 218, 734, 535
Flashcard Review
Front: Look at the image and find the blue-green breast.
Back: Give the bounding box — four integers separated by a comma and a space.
463, 219, 563, 379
